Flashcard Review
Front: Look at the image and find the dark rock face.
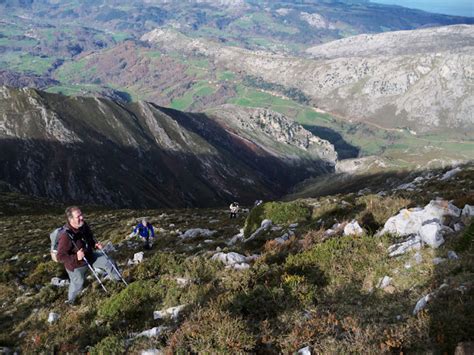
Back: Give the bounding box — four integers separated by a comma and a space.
0, 87, 336, 207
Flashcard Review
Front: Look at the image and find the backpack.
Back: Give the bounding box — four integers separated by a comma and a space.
49, 226, 65, 262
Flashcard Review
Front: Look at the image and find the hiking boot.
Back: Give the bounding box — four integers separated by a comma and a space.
64, 300, 77, 308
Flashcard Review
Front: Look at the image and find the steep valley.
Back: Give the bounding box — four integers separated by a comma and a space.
0, 86, 336, 207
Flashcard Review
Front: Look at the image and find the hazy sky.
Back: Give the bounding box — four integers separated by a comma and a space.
370, 0, 474, 17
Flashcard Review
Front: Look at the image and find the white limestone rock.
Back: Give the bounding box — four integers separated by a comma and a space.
244, 219, 273, 242
51, 277, 69, 287
388, 235, 422, 257
462, 204, 474, 217
377, 276, 392, 289
274, 233, 290, 244
175, 277, 191, 287
413, 293, 432, 315
180, 228, 217, 239
343, 220, 364, 236
212, 252, 257, 270
396, 182, 416, 191
230, 263, 250, 270
454, 223, 464, 232
325, 222, 343, 237
141, 350, 163, 355
380, 199, 461, 237
153, 305, 187, 320
133, 252, 144, 263
133, 326, 167, 339
297, 346, 311, 355
419, 222, 445, 248
47, 312, 60, 324
440, 167, 461, 180
227, 229, 244, 245
448, 250, 459, 260
414, 251, 423, 264
212, 252, 247, 265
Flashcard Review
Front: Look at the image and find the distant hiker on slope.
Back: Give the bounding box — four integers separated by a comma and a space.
229, 202, 239, 219
132, 218, 155, 250
57, 206, 122, 305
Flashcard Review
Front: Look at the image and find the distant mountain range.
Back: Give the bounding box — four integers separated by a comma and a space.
141, 25, 474, 133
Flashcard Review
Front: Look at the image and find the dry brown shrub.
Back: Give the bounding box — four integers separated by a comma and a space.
263, 235, 301, 254
281, 311, 352, 352
300, 228, 327, 251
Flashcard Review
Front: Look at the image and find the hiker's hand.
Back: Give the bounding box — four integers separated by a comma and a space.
77, 249, 85, 261
95, 242, 103, 249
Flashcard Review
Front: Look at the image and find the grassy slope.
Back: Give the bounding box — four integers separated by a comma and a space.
0, 165, 473, 353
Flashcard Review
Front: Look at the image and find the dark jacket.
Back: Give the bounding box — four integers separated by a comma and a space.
57, 222, 96, 271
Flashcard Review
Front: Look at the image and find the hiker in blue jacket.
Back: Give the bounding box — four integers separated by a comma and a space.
133, 218, 155, 250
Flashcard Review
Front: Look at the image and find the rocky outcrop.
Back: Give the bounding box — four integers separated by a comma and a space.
207, 105, 337, 164
141, 25, 474, 132
382, 199, 467, 256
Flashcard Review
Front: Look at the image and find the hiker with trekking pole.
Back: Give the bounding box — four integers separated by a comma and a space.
56, 206, 127, 305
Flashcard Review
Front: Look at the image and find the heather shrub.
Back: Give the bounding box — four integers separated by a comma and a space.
168, 305, 257, 353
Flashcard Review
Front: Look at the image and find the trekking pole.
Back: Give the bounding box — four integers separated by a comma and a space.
68, 237, 108, 293
82, 254, 109, 293
99, 247, 128, 286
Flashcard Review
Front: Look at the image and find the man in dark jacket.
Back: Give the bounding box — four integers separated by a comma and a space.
57, 206, 121, 304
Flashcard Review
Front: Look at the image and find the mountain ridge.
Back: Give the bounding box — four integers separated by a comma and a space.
0, 86, 336, 207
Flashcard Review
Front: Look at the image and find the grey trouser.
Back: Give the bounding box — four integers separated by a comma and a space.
66, 252, 121, 302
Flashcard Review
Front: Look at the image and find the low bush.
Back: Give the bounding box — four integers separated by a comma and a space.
356, 195, 411, 227
244, 202, 311, 236
129, 253, 185, 280
285, 235, 389, 289
24, 261, 64, 286
90, 335, 126, 355
0, 263, 15, 283
454, 221, 473, 253
98, 280, 164, 324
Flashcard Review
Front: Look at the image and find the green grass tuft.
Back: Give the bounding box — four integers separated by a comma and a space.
244, 201, 311, 237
